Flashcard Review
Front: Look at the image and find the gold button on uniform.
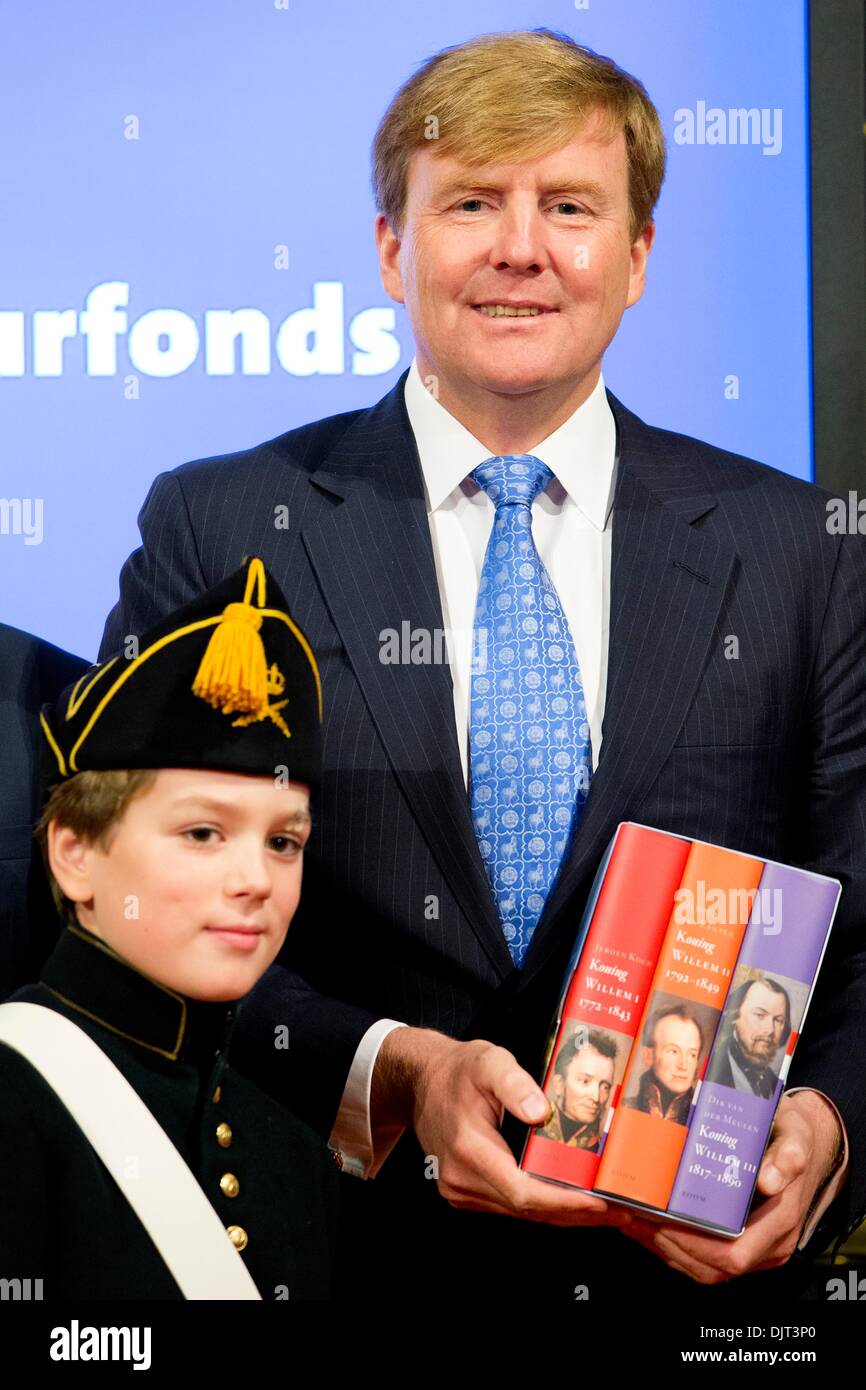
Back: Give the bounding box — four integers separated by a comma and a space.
211, 1085, 222, 1104
226, 1225, 248, 1251
220, 1172, 240, 1198
216, 1122, 232, 1148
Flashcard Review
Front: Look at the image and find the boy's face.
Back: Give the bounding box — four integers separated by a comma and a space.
48, 768, 312, 1001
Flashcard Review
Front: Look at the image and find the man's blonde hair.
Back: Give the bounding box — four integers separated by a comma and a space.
34, 769, 158, 928
371, 28, 666, 248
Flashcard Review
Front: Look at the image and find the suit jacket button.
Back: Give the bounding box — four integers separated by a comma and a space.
216, 1122, 233, 1148
220, 1172, 240, 1198
226, 1225, 248, 1251
211, 1085, 222, 1104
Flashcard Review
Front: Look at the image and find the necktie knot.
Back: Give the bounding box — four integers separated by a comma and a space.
470, 454, 552, 510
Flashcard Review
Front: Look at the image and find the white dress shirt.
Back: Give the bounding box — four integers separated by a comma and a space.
326, 357, 848, 1252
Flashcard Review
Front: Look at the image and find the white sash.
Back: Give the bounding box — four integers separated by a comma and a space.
0, 1001, 262, 1300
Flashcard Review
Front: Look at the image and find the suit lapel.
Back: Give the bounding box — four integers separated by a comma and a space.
301, 371, 513, 976
518, 391, 737, 985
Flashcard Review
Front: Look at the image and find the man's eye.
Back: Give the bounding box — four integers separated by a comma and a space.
456, 200, 588, 215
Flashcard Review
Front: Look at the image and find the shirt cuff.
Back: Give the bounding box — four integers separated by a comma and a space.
327, 1019, 408, 1179
785, 1087, 849, 1250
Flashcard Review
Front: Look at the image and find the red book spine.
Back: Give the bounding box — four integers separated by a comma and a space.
521, 823, 691, 1189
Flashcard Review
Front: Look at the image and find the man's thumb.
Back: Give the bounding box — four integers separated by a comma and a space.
518, 1091, 550, 1124
480, 1046, 551, 1124
757, 1124, 803, 1194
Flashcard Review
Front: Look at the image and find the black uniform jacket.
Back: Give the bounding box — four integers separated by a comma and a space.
0, 924, 339, 1299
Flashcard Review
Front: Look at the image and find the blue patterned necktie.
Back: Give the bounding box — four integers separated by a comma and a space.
469, 454, 592, 967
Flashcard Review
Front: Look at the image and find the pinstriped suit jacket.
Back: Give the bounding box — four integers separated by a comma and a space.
98, 367, 866, 1293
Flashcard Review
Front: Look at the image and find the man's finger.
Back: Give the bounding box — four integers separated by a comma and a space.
624, 1182, 795, 1279
623, 1216, 742, 1284
649, 1232, 732, 1285
756, 1114, 810, 1195
440, 1121, 609, 1218
477, 1046, 551, 1125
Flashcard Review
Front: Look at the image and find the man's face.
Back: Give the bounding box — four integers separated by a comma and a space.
733, 982, 787, 1065
645, 1015, 702, 1095
49, 768, 311, 1002
552, 1044, 615, 1124
376, 107, 653, 406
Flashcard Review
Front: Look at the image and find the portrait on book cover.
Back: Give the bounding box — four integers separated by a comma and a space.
622, 993, 718, 1126
539, 1022, 627, 1152
705, 966, 808, 1100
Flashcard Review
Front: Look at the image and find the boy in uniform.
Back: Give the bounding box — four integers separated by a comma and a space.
0, 556, 339, 1299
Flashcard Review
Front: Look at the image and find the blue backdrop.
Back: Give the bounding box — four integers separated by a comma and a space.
0, 1, 811, 658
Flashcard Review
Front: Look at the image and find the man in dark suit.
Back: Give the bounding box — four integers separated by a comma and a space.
0, 623, 89, 998
96, 31, 865, 1301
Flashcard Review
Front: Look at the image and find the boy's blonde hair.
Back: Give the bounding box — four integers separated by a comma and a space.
371, 28, 666, 249
34, 769, 159, 928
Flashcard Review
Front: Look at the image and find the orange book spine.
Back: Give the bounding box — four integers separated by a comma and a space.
593, 840, 764, 1209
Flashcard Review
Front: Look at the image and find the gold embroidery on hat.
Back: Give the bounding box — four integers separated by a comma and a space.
258, 608, 323, 720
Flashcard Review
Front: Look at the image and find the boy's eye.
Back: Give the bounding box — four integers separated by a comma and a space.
182, 827, 303, 855
184, 827, 218, 844
269, 835, 303, 856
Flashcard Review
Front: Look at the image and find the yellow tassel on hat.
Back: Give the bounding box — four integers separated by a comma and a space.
192, 558, 272, 721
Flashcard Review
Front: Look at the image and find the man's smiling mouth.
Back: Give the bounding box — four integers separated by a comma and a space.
473, 303, 558, 318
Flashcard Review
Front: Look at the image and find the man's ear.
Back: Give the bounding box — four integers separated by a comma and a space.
549, 1074, 564, 1107
625, 220, 655, 310
640, 1045, 654, 1070
375, 213, 406, 307
48, 821, 96, 908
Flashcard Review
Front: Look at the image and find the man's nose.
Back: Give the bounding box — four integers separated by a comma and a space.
487, 205, 550, 271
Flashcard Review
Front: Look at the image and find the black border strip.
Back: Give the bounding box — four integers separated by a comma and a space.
809, 0, 866, 490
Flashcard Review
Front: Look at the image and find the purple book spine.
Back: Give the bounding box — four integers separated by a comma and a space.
666, 862, 840, 1235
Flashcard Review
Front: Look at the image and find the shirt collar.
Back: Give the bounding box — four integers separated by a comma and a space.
403, 355, 617, 530
39, 923, 237, 1066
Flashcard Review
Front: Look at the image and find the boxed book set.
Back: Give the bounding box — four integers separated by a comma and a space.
521, 822, 841, 1237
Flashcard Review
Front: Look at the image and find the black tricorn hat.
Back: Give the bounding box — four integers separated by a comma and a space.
39, 557, 323, 794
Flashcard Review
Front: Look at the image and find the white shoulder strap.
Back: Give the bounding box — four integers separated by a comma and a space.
0, 1002, 261, 1300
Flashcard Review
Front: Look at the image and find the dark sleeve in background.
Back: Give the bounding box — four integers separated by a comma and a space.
0, 625, 90, 998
